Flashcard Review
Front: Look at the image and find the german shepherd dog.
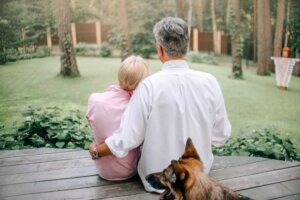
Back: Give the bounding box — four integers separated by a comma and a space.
146, 138, 251, 200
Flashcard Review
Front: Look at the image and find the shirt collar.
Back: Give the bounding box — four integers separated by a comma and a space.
107, 85, 132, 97
162, 60, 189, 70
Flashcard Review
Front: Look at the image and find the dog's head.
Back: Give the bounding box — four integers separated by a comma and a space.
146, 138, 203, 200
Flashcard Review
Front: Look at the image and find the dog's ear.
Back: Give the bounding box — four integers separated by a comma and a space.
171, 160, 186, 182
182, 138, 201, 161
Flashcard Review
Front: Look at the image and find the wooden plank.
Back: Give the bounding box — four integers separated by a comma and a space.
0, 175, 140, 198
0, 176, 106, 197
0, 165, 98, 185
238, 179, 300, 200
3, 181, 146, 200
0, 157, 93, 175
0, 148, 80, 159
0, 150, 89, 167
210, 159, 300, 180
102, 193, 158, 200
212, 156, 267, 170
274, 194, 300, 200
220, 166, 300, 191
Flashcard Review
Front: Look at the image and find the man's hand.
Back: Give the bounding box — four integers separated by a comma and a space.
88, 141, 113, 159
89, 142, 98, 160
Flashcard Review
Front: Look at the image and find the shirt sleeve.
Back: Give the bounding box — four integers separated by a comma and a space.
211, 79, 231, 147
105, 81, 151, 158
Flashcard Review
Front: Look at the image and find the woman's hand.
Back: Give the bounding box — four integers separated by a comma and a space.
89, 142, 98, 160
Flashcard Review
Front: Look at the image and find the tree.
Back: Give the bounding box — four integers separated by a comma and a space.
118, 0, 132, 61
196, 0, 205, 32
177, 0, 185, 19
272, 0, 285, 72
228, 0, 243, 78
187, 0, 193, 50
289, 0, 300, 76
257, 0, 272, 75
211, 0, 221, 55
53, 0, 79, 77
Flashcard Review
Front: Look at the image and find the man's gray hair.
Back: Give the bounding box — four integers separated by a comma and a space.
153, 17, 189, 57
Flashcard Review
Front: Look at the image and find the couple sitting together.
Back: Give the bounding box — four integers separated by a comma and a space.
86, 17, 231, 194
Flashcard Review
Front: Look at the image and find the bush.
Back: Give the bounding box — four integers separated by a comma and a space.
0, 107, 93, 150
0, 51, 7, 65
213, 128, 300, 161
99, 42, 111, 57
18, 46, 51, 60
75, 43, 100, 56
131, 32, 156, 58
187, 51, 218, 65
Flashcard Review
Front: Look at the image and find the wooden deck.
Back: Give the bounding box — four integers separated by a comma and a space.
0, 148, 299, 200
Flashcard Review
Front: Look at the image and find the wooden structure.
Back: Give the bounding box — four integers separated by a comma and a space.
0, 148, 299, 200
190, 28, 231, 54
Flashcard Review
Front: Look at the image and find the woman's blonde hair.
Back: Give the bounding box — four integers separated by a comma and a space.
118, 55, 150, 91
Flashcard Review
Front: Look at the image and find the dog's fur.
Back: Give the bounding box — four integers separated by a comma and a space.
146, 138, 251, 200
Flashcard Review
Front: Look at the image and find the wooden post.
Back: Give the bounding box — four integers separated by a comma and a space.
216, 31, 222, 55
71, 23, 77, 46
46, 27, 52, 48
95, 22, 101, 45
193, 28, 199, 51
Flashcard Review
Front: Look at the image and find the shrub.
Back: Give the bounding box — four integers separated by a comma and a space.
18, 46, 51, 60
99, 42, 111, 57
75, 43, 89, 55
75, 43, 100, 56
131, 32, 156, 58
213, 128, 300, 161
187, 51, 218, 65
0, 51, 7, 65
0, 106, 93, 150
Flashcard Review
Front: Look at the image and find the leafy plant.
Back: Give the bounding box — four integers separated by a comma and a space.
187, 51, 218, 65
213, 128, 300, 161
0, 106, 92, 150
131, 32, 156, 58
99, 42, 111, 57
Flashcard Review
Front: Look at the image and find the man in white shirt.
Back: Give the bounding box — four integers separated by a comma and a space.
89, 17, 231, 193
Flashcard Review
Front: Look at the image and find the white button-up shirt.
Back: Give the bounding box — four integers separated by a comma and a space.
105, 60, 231, 192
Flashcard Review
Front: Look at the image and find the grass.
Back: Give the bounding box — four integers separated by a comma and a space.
0, 56, 300, 149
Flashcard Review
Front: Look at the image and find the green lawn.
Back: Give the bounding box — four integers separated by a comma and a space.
0, 56, 300, 149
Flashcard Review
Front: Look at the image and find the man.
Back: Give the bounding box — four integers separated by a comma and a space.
89, 17, 231, 192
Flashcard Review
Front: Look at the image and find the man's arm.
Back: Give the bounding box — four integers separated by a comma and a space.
211, 79, 231, 147
89, 81, 151, 159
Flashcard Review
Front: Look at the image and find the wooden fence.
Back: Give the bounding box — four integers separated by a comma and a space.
39, 23, 231, 55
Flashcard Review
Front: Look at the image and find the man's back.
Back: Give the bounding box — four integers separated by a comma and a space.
106, 60, 231, 191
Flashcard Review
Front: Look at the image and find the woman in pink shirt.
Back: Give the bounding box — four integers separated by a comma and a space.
86, 56, 150, 180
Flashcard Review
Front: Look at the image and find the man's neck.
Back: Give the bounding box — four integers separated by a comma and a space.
161, 56, 186, 63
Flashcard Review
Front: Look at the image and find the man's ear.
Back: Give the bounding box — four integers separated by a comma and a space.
182, 138, 201, 161
156, 43, 164, 57
171, 160, 186, 182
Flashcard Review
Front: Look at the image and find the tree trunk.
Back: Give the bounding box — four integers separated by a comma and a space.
294, 52, 300, 76
257, 0, 272, 75
253, 0, 257, 62
53, 0, 79, 77
196, 0, 205, 32
273, 0, 285, 57
177, 0, 185, 19
211, 0, 221, 55
187, 0, 193, 50
119, 0, 131, 61
290, 0, 300, 76
229, 0, 243, 78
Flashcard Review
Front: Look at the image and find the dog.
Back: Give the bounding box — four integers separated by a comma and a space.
146, 138, 251, 200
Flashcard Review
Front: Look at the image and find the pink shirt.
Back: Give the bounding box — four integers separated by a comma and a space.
86, 85, 140, 180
